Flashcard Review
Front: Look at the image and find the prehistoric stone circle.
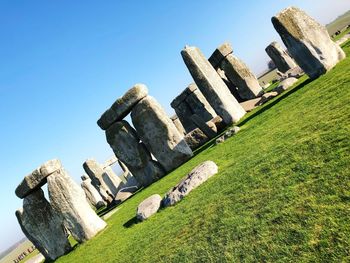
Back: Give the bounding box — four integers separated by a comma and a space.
163, 161, 218, 207
272, 6, 346, 79
81, 177, 106, 209
181, 45, 246, 125
47, 167, 107, 243
171, 115, 186, 136
171, 83, 217, 133
97, 84, 148, 130
131, 95, 193, 172
209, 42, 263, 100
265, 41, 297, 73
15, 189, 71, 261
136, 194, 162, 221
15, 159, 61, 199
106, 120, 165, 187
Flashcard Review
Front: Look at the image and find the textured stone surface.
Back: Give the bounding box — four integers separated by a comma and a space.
83, 159, 117, 198
131, 95, 193, 172
172, 100, 197, 133
15, 189, 71, 261
106, 120, 165, 187
136, 194, 162, 221
15, 159, 61, 199
163, 161, 218, 207
181, 46, 246, 125
103, 166, 123, 195
208, 42, 233, 68
190, 114, 217, 138
272, 6, 345, 79
273, 77, 298, 94
114, 186, 138, 204
210, 115, 226, 132
265, 41, 297, 73
171, 115, 186, 135
239, 98, 261, 112
217, 45, 262, 100
215, 126, 240, 145
47, 168, 107, 243
184, 128, 209, 150
97, 84, 148, 130
81, 178, 106, 209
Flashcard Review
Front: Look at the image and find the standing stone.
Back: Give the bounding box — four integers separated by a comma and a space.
15, 189, 71, 261
190, 114, 217, 138
131, 95, 193, 172
15, 159, 61, 199
209, 43, 263, 100
181, 46, 246, 124
171, 115, 186, 136
265, 41, 297, 73
185, 128, 209, 150
272, 6, 346, 79
97, 84, 148, 130
136, 194, 162, 221
106, 120, 165, 187
83, 159, 117, 197
81, 178, 106, 209
103, 166, 123, 192
47, 168, 107, 243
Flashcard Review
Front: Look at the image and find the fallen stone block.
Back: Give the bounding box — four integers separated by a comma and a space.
273, 77, 298, 94
184, 128, 209, 150
136, 194, 162, 221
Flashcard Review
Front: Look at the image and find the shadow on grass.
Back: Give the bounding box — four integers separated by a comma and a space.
123, 216, 139, 228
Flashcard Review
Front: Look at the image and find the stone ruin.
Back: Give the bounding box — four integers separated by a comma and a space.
97, 83, 193, 187
15, 159, 106, 261
272, 6, 346, 79
265, 41, 297, 73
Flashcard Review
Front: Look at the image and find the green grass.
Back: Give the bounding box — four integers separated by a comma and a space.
56, 44, 350, 263
332, 28, 350, 42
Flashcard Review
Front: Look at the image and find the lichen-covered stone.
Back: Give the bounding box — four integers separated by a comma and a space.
81, 178, 106, 209
131, 95, 193, 172
47, 168, 107, 243
181, 46, 246, 124
15, 159, 62, 199
97, 84, 148, 130
15, 189, 71, 261
163, 161, 218, 207
136, 194, 162, 221
106, 120, 165, 187
272, 6, 345, 79
265, 41, 297, 73
184, 128, 209, 150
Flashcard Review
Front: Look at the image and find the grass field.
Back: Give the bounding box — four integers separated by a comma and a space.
55, 41, 350, 262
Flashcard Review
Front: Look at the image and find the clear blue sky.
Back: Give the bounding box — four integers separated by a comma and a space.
1, 0, 349, 253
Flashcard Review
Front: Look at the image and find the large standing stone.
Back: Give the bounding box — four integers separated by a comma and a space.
272, 6, 346, 79
171, 115, 186, 136
136, 194, 162, 221
15, 159, 61, 199
106, 120, 165, 187
83, 159, 117, 197
163, 161, 218, 207
171, 83, 217, 133
97, 84, 148, 130
265, 41, 297, 73
184, 128, 209, 150
181, 46, 246, 124
15, 189, 71, 261
81, 178, 106, 209
209, 43, 263, 100
103, 166, 123, 195
47, 168, 107, 243
131, 95, 193, 172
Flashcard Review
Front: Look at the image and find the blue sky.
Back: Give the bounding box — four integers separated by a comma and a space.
1, 0, 349, 252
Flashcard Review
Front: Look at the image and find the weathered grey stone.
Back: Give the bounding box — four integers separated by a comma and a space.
136, 194, 162, 221
272, 6, 346, 79
131, 95, 193, 172
181, 46, 246, 124
265, 41, 297, 73
273, 77, 298, 94
215, 127, 240, 145
217, 46, 263, 100
16, 159, 62, 199
208, 42, 233, 68
81, 178, 106, 209
114, 186, 138, 205
15, 189, 71, 261
239, 98, 261, 112
190, 114, 217, 138
83, 159, 117, 198
184, 128, 209, 150
106, 120, 165, 187
47, 168, 107, 243
171, 115, 186, 135
97, 84, 148, 130
257, 92, 279, 105
103, 156, 118, 169
172, 100, 197, 133
103, 166, 123, 195
163, 161, 218, 207
211, 115, 226, 132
